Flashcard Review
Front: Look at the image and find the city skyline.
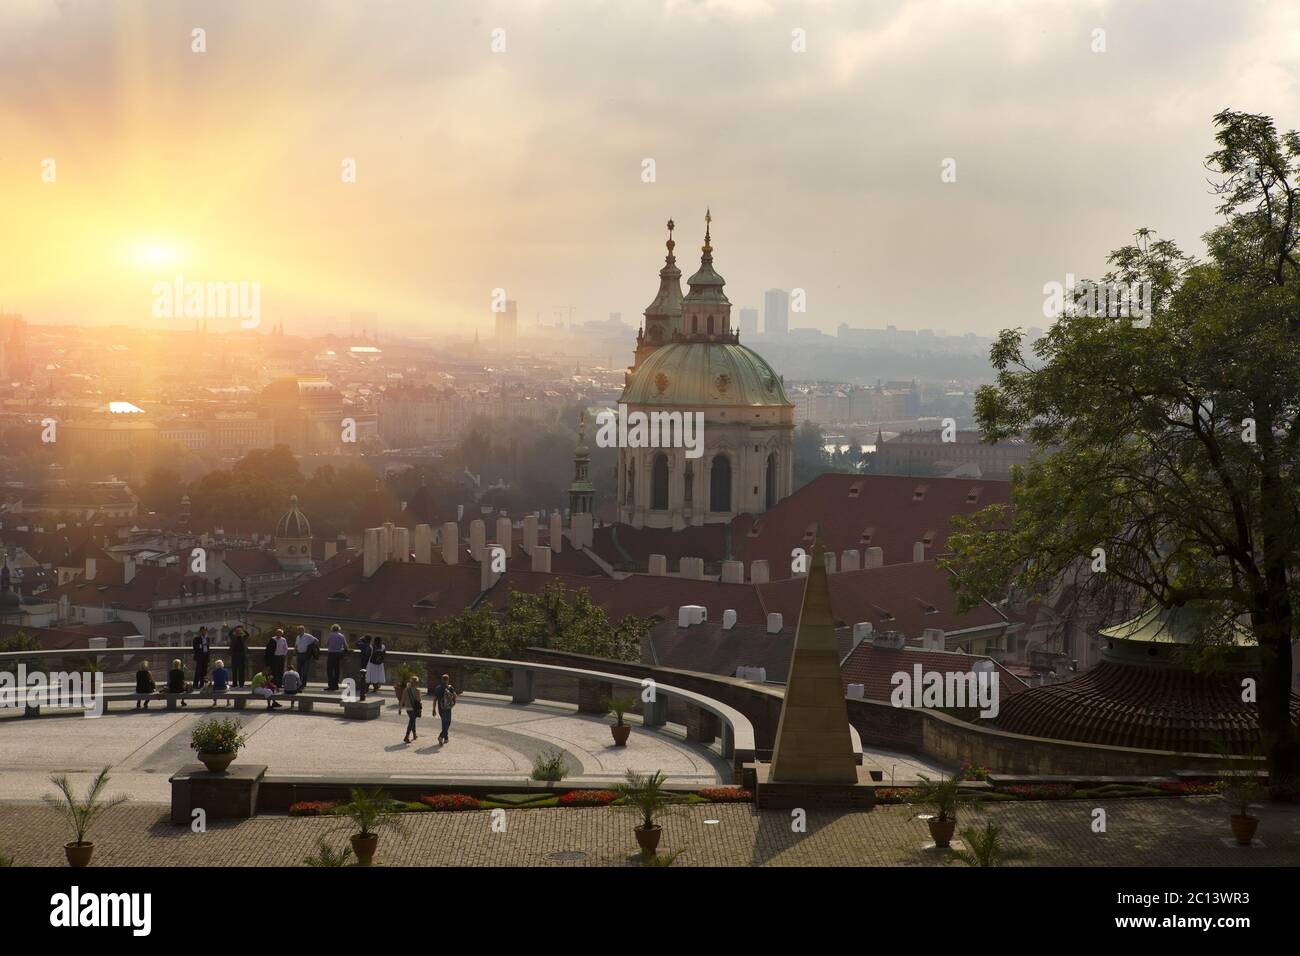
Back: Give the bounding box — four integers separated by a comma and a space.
4, 0, 1298, 336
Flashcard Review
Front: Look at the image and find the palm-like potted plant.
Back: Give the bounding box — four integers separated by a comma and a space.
44, 767, 128, 867
615, 769, 677, 853
947, 823, 1026, 866
914, 772, 963, 848
338, 788, 406, 866
190, 716, 247, 773
604, 694, 635, 746
1220, 778, 1264, 845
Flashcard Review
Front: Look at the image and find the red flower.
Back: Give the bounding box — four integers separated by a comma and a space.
288, 801, 340, 816
698, 787, 753, 802
558, 790, 619, 806
418, 794, 482, 811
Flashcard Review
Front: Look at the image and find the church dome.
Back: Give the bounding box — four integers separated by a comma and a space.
620, 341, 792, 408
276, 495, 311, 539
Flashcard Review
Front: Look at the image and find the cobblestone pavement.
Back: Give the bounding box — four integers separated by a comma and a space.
3, 797, 1298, 867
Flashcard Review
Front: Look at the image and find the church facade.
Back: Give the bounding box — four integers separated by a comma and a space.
616, 213, 795, 529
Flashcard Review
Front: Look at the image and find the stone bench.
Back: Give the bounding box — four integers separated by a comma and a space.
99, 690, 382, 720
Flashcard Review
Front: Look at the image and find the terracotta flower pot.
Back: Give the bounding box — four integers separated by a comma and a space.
611, 724, 631, 746
1230, 814, 1258, 846
199, 751, 236, 774
634, 824, 662, 853
65, 841, 94, 868
927, 817, 956, 848
351, 833, 379, 866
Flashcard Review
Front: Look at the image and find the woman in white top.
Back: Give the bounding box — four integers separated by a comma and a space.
365, 637, 387, 691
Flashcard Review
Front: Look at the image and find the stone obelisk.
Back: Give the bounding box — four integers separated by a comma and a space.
768, 539, 858, 783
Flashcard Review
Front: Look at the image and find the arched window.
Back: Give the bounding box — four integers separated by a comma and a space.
684, 461, 694, 503
651, 454, 669, 510
692, 316, 699, 334
707, 315, 714, 334
625, 462, 636, 505
765, 452, 778, 509
710, 454, 731, 513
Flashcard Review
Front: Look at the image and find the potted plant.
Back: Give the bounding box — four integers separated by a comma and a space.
947, 823, 1026, 867
338, 788, 406, 866
43, 767, 127, 868
615, 769, 677, 853
604, 694, 635, 746
190, 716, 247, 773
914, 772, 963, 848
1220, 779, 1264, 845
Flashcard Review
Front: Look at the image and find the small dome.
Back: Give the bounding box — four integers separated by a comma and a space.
620, 342, 792, 408
276, 495, 311, 539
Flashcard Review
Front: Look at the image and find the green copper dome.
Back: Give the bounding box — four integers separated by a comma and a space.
620, 342, 793, 408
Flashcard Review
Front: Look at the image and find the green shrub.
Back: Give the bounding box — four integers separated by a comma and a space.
531, 749, 569, 782
190, 717, 246, 755
303, 839, 353, 867
948, 823, 1026, 867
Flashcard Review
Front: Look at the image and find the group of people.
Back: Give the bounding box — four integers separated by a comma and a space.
136, 626, 457, 728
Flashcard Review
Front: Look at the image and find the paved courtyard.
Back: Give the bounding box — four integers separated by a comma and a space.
2, 797, 1298, 867
0, 693, 733, 802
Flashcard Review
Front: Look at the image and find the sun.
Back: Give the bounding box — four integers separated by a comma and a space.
132, 243, 182, 269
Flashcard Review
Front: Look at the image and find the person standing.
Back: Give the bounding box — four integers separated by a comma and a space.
365, 637, 387, 693
294, 626, 319, 689
432, 673, 457, 744
402, 675, 422, 744
192, 627, 211, 689
228, 626, 248, 688
271, 628, 289, 683
356, 635, 373, 699
324, 624, 348, 691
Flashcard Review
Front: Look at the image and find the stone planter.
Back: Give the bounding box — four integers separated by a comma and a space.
927, 817, 956, 848
1230, 814, 1258, 846
198, 751, 236, 774
634, 824, 662, 853
351, 833, 379, 866
611, 724, 631, 746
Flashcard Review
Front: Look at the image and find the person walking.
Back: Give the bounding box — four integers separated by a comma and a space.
134, 661, 156, 709
294, 626, 319, 689
271, 628, 289, 684
324, 624, 348, 691
432, 673, 457, 744
192, 627, 211, 689
402, 676, 422, 744
365, 637, 387, 693
228, 625, 248, 688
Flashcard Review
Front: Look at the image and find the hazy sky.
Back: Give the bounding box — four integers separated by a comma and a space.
2, 0, 1298, 338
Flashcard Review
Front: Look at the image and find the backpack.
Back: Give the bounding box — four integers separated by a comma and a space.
441, 687, 456, 710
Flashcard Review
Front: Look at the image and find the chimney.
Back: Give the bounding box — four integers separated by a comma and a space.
496, 516, 513, 555
913, 541, 926, 562
874, 629, 906, 650
852, 621, 873, 647
481, 545, 505, 591
392, 527, 411, 563
362, 528, 383, 579
85, 557, 97, 581
841, 549, 861, 572
720, 560, 744, 584
922, 627, 945, 651
824, 552, 837, 574
766, 612, 783, 634
522, 514, 538, 555
678, 556, 703, 579
531, 545, 551, 573
441, 522, 459, 565
847, 683, 865, 699
648, 554, 667, 576
549, 511, 562, 553
572, 512, 594, 550
677, 605, 707, 628
124, 556, 136, 585
864, 547, 884, 569
413, 524, 433, 564
456, 504, 464, 522
722, 609, 737, 630
749, 560, 769, 584
469, 519, 486, 562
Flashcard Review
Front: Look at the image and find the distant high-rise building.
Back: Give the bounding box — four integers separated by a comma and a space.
495, 299, 518, 354
763, 289, 789, 336
350, 311, 379, 340
739, 307, 758, 337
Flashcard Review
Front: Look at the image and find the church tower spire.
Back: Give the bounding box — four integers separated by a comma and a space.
568, 412, 595, 516
634, 219, 684, 369
681, 208, 732, 341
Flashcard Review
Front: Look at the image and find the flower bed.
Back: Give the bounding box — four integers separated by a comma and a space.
557, 789, 619, 807
1157, 781, 1219, 796
957, 763, 991, 782
995, 783, 1076, 800
288, 801, 340, 817
418, 794, 483, 812
875, 788, 915, 804
697, 787, 753, 803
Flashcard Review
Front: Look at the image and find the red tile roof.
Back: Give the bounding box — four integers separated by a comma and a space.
839, 642, 1029, 703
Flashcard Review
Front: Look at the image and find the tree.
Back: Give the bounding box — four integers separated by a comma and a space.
139, 467, 184, 514
944, 111, 1300, 785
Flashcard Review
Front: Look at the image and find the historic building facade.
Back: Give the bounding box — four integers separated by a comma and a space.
617, 214, 795, 530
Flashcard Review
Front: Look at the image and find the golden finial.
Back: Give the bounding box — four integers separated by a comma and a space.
666, 218, 675, 254
703, 208, 712, 254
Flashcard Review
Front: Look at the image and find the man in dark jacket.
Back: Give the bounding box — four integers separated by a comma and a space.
228, 626, 248, 688
192, 627, 211, 689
